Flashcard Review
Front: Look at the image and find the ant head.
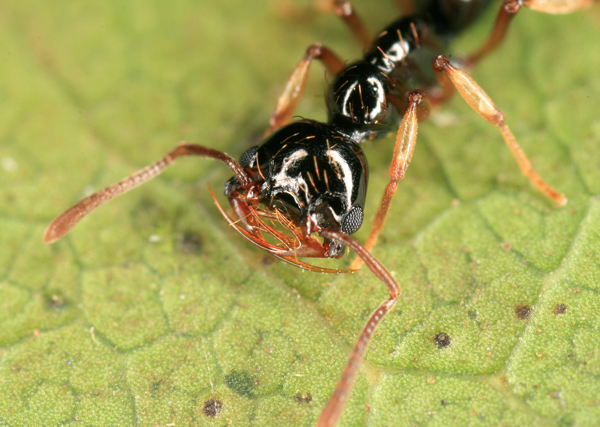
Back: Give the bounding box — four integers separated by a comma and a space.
303, 198, 364, 258
305, 197, 364, 236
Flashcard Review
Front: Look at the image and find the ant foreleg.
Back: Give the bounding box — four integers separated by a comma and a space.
43, 144, 248, 244
350, 90, 424, 270
432, 55, 567, 207
466, 0, 597, 65
317, 230, 401, 427
266, 44, 344, 136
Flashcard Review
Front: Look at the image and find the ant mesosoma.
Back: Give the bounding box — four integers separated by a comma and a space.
44, 0, 596, 425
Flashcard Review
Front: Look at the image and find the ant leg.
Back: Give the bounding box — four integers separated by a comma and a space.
266, 43, 344, 136
467, 0, 596, 65
43, 144, 248, 244
395, 0, 416, 15
428, 60, 455, 106
350, 90, 425, 270
317, 230, 401, 427
465, 1, 519, 66
432, 55, 567, 206
522, 0, 596, 13
315, 0, 371, 48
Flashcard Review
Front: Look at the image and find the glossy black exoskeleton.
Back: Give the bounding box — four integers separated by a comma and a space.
223, 0, 498, 256
226, 120, 368, 257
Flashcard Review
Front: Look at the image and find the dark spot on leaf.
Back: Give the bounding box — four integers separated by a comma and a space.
152, 378, 166, 391
514, 304, 532, 320
175, 231, 203, 254
261, 256, 275, 266
295, 393, 312, 404
45, 292, 68, 311
203, 399, 223, 417
224, 370, 256, 398
553, 303, 567, 315
136, 198, 156, 212
434, 333, 451, 349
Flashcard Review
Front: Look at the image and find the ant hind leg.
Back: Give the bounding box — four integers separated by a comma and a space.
466, 0, 597, 66
432, 54, 567, 206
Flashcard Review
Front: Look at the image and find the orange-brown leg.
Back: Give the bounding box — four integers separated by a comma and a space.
266, 43, 344, 137
429, 59, 455, 106
433, 54, 567, 206
395, 0, 416, 14
43, 145, 248, 244
465, 1, 520, 66
466, 0, 597, 66
314, 0, 372, 48
317, 230, 401, 427
523, 0, 596, 13
350, 90, 425, 270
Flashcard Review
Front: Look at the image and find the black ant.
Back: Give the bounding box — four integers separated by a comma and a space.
44, 0, 597, 425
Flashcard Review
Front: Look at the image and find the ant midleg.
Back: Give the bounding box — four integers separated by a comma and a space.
433, 54, 567, 206
266, 43, 344, 136
350, 90, 424, 270
43, 144, 248, 244
317, 230, 401, 427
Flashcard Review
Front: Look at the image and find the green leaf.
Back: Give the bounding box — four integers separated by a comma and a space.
1, 1, 599, 426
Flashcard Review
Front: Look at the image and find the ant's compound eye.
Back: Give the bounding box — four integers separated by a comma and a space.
239, 146, 258, 169
341, 205, 363, 235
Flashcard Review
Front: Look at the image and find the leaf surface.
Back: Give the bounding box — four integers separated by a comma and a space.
0, 1, 599, 426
